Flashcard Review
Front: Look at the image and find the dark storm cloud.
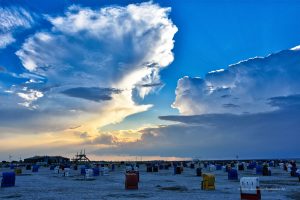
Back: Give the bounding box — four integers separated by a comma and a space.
61, 87, 122, 102
139, 82, 164, 87
92, 95, 300, 158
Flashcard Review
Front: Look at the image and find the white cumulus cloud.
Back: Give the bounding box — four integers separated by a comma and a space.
16, 3, 177, 93
172, 47, 300, 115
2, 2, 177, 134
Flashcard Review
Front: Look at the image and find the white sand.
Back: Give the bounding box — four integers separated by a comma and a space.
0, 165, 299, 199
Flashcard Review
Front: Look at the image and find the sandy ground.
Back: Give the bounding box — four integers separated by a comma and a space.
0, 165, 299, 200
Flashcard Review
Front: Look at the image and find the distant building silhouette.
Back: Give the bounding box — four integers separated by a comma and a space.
24, 156, 70, 164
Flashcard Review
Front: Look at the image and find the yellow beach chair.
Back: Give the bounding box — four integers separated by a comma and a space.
201, 173, 215, 190
14, 168, 22, 175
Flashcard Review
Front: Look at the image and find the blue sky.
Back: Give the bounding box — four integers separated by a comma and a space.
1, 0, 300, 160
104, 0, 300, 131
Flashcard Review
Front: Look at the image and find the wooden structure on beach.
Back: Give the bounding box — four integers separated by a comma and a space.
72, 150, 90, 164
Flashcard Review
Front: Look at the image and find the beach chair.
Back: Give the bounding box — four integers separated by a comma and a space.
85, 169, 93, 179
80, 167, 86, 175
153, 165, 159, 172
228, 169, 238, 180
238, 163, 245, 171
240, 177, 261, 200
64, 168, 70, 177
32, 165, 39, 172
125, 172, 138, 189
216, 164, 222, 170
190, 163, 195, 169
101, 167, 109, 176
196, 167, 202, 176
54, 166, 60, 174
201, 173, 215, 190
255, 166, 262, 175
174, 166, 181, 175
14, 168, 22, 175
1, 172, 15, 187
209, 164, 216, 172
93, 168, 100, 176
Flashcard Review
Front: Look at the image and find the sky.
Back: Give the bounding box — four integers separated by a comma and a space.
1, 0, 300, 161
